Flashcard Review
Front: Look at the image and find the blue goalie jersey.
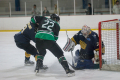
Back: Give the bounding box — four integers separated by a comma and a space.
71, 30, 105, 69
71, 30, 105, 59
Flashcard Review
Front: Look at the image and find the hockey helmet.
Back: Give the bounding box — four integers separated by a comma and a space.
50, 14, 60, 22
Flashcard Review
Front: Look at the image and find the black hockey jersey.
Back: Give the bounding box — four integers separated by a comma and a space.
71, 30, 105, 58
30, 16, 60, 41
14, 23, 36, 43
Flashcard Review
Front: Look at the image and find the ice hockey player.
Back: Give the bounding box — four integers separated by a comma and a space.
14, 22, 39, 65
63, 25, 105, 70
30, 14, 75, 76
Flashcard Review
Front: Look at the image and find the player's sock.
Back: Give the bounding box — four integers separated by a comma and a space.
59, 56, 75, 76
35, 55, 37, 61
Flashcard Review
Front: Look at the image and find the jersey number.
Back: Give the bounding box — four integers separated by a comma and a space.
42, 19, 55, 31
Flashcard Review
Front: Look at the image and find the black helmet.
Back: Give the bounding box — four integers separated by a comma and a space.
50, 14, 60, 21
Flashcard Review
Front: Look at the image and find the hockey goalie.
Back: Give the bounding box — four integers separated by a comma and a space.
63, 25, 105, 70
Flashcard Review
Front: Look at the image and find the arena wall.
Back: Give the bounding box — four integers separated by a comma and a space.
0, 15, 120, 31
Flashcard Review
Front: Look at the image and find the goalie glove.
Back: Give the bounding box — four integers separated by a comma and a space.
63, 38, 75, 52
94, 51, 99, 64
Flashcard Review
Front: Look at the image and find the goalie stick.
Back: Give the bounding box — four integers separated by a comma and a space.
65, 30, 77, 67
67, 61, 83, 70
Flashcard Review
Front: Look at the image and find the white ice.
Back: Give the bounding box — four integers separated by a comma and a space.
0, 31, 120, 80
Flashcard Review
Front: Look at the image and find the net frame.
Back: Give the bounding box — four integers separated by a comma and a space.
98, 19, 120, 71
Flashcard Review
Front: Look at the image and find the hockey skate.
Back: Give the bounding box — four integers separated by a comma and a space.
35, 59, 48, 75
24, 59, 34, 66
35, 59, 41, 74
39, 65, 48, 70
65, 69, 75, 77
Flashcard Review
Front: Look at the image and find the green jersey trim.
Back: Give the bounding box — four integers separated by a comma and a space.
35, 31, 55, 41
31, 18, 36, 23
54, 36, 58, 40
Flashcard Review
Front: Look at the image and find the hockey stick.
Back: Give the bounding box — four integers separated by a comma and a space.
65, 30, 77, 67
67, 61, 83, 70
66, 30, 69, 38
70, 50, 77, 67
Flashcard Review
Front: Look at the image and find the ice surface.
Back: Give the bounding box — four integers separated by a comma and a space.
0, 31, 120, 80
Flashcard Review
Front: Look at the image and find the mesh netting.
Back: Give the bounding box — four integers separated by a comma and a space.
100, 21, 120, 71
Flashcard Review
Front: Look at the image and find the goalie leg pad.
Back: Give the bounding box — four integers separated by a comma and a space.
72, 57, 94, 69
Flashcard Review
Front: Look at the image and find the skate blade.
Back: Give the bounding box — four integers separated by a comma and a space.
24, 63, 34, 66
67, 73, 75, 77
35, 70, 39, 76
39, 67, 48, 70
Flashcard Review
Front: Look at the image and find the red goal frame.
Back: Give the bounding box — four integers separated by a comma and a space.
98, 19, 119, 69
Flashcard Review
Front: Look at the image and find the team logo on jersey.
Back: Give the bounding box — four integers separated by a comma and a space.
93, 34, 96, 37
79, 33, 82, 35
87, 38, 91, 41
79, 40, 87, 49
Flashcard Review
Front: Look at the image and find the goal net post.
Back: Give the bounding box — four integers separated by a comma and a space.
98, 19, 120, 71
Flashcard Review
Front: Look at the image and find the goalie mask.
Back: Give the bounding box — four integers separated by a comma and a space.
81, 25, 91, 38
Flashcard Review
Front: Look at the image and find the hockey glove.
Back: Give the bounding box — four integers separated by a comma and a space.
63, 38, 75, 52
94, 51, 99, 64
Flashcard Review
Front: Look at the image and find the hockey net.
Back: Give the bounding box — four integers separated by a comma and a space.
98, 19, 120, 71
